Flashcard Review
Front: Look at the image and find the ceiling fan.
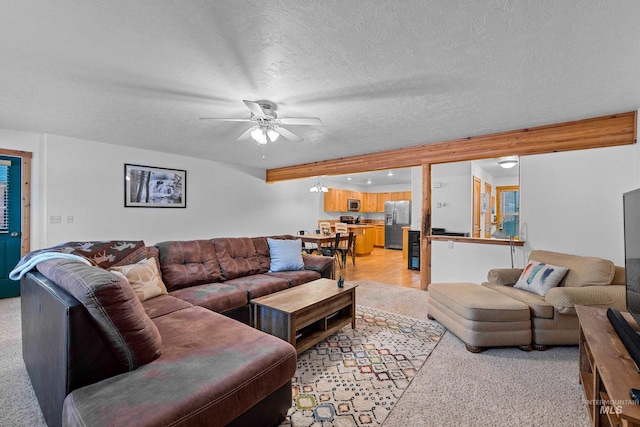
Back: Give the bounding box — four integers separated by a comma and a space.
200, 100, 322, 145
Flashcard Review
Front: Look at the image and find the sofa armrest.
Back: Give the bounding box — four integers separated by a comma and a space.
544, 285, 626, 315
302, 254, 335, 279
486, 268, 523, 286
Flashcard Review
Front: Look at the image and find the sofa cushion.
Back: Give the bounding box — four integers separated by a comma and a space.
252, 235, 296, 273
302, 253, 335, 278
155, 240, 222, 291
529, 250, 615, 287
267, 238, 305, 272
51, 240, 148, 269
483, 282, 555, 319
266, 270, 321, 287
168, 283, 248, 313
213, 237, 261, 280
36, 259, 162, 371
62, 306, 297, 427
110, 257, 168, 302
224, 274, 290, 299
141, 295, 193, 319
513, 261, 569, 296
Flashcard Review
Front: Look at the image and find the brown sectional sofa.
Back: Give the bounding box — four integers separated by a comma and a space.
19, 235, 334, 427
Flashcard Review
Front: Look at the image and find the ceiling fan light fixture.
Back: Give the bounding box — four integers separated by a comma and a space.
498, 156, 518, 169
266, 128, 280, 142
250, 127, 268, 145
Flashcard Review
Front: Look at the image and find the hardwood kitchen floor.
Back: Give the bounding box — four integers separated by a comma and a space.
334, 247, 421, 289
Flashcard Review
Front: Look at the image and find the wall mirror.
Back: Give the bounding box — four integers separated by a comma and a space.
431, 157, 520, 239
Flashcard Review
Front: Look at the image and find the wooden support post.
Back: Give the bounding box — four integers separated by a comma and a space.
420, 163, 431, 290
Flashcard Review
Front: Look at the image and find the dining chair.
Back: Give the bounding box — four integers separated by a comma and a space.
321, 232, 342, 267
334, 222, 348, 235
336, 231, 355, 267
298, 230, 317, 254
318, 222, 332, 235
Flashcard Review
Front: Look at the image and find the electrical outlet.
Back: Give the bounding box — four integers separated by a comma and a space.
448, 241, 454, 249
49, 215, 61, 224
66, 215, 74, 223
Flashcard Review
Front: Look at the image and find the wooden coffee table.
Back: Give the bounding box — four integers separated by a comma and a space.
251, 278, 358, 354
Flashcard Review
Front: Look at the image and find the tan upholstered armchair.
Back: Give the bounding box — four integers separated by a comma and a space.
482, 250, 626, 349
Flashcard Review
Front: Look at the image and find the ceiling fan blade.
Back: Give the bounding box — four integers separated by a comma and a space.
243, 100, 267, 117
199, 118, 253, 122
237, 127, 255, 140
274, 126, 303, 143
278, 117, 323, 126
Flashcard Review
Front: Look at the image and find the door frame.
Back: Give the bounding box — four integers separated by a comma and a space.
0, 148, 31, 256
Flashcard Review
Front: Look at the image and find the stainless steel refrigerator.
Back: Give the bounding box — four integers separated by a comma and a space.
384, 200, 411, 250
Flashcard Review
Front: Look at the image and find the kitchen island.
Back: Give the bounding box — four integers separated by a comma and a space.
317, 221, 376, 256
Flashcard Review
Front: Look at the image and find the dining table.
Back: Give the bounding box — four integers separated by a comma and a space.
299, 233, 347, 246
299, 233, 354, 267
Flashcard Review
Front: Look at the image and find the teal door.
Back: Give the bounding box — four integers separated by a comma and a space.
0, 156, 22, 298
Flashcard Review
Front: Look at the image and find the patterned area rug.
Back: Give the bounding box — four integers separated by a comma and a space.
281, 305, 445, 427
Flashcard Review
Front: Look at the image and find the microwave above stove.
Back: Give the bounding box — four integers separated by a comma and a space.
347, 198, 361, 212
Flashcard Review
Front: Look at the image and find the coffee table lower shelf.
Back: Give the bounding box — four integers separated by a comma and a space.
251, 279, 357, 354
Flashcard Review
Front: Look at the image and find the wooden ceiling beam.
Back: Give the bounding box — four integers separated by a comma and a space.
266, 111, 636, 182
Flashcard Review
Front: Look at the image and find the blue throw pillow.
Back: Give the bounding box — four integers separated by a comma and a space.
267, 238, 305, 272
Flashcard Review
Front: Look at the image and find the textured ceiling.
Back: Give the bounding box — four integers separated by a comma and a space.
1, 1, 639, 170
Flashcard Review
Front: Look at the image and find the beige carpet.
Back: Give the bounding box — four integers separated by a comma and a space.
356, 281, 590, 427
0, 281, 590, 427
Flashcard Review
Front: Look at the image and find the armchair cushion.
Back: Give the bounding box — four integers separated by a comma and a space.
545, 285, 626, 315
513, 261, 568, 296
483, 283, 555, 319
529, 250, 615, 287
486, 268, 523, 286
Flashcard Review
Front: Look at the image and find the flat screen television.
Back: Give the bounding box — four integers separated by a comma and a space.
607, 188, 640, 371
626, 188, 640, 323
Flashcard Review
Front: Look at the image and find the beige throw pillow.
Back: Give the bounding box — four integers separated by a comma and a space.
111, 257, 168, 302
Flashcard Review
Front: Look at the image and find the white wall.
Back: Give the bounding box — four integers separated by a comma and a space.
520, 145, 638, 265
3, 130, 322, 248
431, 162, 471, 234
431, 144, 639, 283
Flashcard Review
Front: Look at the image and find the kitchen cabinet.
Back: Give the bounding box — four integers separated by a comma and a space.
374, 224, 385, 247
362, 192, 378, 213
324, 189, 353, 212
324, 189, 410, 213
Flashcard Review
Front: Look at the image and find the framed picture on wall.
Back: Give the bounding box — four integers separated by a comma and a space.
124, 164, 186, 208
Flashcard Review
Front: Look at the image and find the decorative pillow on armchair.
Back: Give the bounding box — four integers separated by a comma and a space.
514, 261, 569, 296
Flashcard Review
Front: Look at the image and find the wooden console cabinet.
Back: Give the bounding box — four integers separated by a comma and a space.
577, 305, 640, 427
